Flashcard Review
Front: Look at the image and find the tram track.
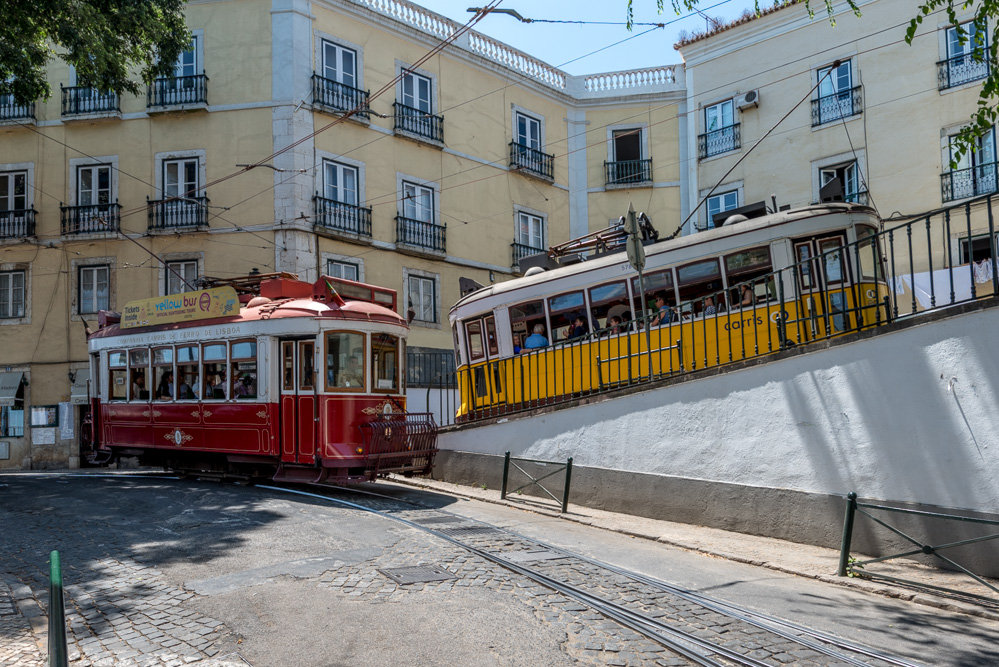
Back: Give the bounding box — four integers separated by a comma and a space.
263, 482, 928, 667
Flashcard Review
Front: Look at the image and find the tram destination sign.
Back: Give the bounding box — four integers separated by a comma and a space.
121, 287, 240, 329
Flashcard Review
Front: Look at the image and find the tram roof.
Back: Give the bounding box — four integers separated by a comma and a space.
451, 202, 875, 314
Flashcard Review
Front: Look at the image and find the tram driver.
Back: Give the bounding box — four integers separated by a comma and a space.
337, 356, 364, 388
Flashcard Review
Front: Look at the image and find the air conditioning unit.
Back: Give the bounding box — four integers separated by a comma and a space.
735, 90, 759, 110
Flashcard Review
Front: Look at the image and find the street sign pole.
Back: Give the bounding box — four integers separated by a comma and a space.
625, 204, 653, 378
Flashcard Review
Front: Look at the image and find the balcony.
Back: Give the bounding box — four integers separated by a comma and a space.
147, 196, 209, 230
396, 216, 446, 254
393, 102, 444, 144
605, 159, 653, 187
938, 54, 990, 90
509, 142, 554, 180
147, 74, 208, 110
0, 97, 35, 124
60, 202, 121, 235
61, 86, 119, 118
0, 209, 36, 238
312, 74, 369, 119
811, 86, 863, 126
313, 196, 372, 241
698, 124, 740, 159
941, 162, 998, 202
512, 242, 544, 271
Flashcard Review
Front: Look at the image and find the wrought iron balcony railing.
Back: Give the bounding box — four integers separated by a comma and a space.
941, 162, 998, 202
60, 202, 121, 235
811, 85, 863, 126
0, 209, 36, 238
396, 216, 446, 253
394, 102, 444, 143
61, 86, 119, 116
509, 142, 554, 179
147, 74, 208, 108
512, 242, 544, 270
312, 73, 369, 118
938, 53, 990, 90
697, 124, 741, 159
147, 196, 209, 230
605, 159, 653, 186
314, 195, 372, 238
0, 97, 35, 122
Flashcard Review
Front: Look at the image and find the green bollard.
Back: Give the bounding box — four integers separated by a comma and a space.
49, 550, 68, 667
837, 493, 858, 577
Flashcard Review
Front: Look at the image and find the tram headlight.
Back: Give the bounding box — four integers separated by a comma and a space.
356, 447, 364, 454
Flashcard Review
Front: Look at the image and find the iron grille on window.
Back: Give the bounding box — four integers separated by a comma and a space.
312, 73, 369, 118
60, 202, 121, 235
147, 196, 209, 230
393, 102, 444, 143
697, 124, 741, 159
61, 86, 119, 116
938, 54, 990, 90
512, 242, 545, 270
314, 195, 372, 238
941, 162, 998, 202
0, 99, 34, 121
0, 209, 36, 238
147, 74, 208, 107
605, 159, 652, 185
396, 216, 446, 253
810, 86, 863, 126
509, 142, 554, 179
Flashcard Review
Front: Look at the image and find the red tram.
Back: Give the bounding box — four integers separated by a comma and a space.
85, 273, 438, 483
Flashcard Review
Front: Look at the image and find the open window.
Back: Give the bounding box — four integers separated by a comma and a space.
203, 343, 227, 399
631, 269, 675, 322
510, 300, 546, 350
547, 291, 587, 343
109, 351, 128, 401
588, 281, 630, 332
677, 259, 724, 317
231, 340, 257, 399
725, 247, 773, 306
129, 349, 150, 401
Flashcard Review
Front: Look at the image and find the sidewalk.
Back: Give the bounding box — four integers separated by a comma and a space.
388, 474, 999, 622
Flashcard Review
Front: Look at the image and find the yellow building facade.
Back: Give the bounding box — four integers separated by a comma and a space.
0, 0, 684, 468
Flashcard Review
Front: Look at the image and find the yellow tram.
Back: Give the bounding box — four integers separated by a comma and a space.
449, 203, 890, 421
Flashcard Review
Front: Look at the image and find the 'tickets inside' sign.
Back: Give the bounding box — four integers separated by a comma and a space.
121, 287, 240, 329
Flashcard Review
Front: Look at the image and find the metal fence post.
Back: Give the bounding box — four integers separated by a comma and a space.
49, 550, 68, 667
561, 457, 573, 514
500, 451, 510, 500
837, 492, 858, 576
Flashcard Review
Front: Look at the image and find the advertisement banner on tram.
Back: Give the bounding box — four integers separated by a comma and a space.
121, 287, 240, 329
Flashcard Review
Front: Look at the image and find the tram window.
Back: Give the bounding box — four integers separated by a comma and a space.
153, 347, 175, 400
372, 334, 398, 393
725, 248, 773, 306
795, 243, 817, 290
856, 226, 882, 280
326, 331, 365, 391
588, 281, 629, 331
466, 320, 485, 361
129, 349, 149, 401
108, 351, 128, 401
676, 259, 723, 316
300, 342, 315, 390
547, 291, 586, 342
231, 340, 257, 399
631, 269, 674, 321
818, 238, 847, 285
203, 343, 227, 400
176, 346, 199, 400
509, 300, 545, 352
282, 342, 295, 390
484, 316, 499, 357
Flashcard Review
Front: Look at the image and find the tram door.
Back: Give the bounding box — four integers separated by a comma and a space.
279, 339, 317, 464
794, 235, 851, 337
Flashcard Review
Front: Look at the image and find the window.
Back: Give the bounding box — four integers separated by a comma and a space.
203, 343, 227, 399
323, 41, 357, 89
174, 39, 197, 79
402, 181, 434, 223
942, 22, 989, 89
612, 129, 641, 162
706, 191, 739, 229
326, 259, 359, 282
109, 351, 128, 401
814, 61, 859, 125
78, 165, 112, 207
960, 234, 999, 263
0, 375, 25, 437
153, 347, 174, 400
0, 172, 27, 212
165, 260, 198, 295
231, 340, 257, 399
408, 274, 437, 323
78, 265, 109, 314
516, 112, 541, 150
700, 100, 738, 157
323, 161, 358, 205
0, 271, 24, 319
176, 346, 199, 400
326, 331, 365, 390
516, 211, 545, 250
164, 158, 199, 199
129, 349, 149, 401
944, 128, 997, 201
401, 71, 431, 112
819, 162, 863, 203
372, 334, 399, 392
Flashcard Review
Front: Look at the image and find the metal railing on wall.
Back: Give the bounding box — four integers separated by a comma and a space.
500, 451, 573, 513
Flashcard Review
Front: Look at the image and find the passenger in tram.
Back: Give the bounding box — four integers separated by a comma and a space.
740, 284, 754, 307
513, 334, 524, 354
206, 374, 226, 399
235, 373, 257, 398
131, 373, 148, 400
608, 315, 623, 334
650, 292, 677, 326
703, 295, 718, 316
337, 356, 363, 387
157, 372, 175, 400
523, 323, 549, 349
178, 378, 198, 400
566, 313, 589, 340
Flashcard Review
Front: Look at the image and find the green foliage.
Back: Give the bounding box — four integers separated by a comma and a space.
0, 0, 191, 102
